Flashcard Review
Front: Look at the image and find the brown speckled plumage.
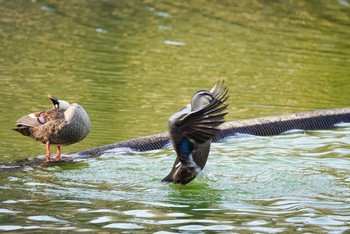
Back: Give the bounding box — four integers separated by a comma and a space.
12, 95, 91, 163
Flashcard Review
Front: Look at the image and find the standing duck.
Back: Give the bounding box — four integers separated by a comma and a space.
162, 81, 229, 184
12, 95, 91, 163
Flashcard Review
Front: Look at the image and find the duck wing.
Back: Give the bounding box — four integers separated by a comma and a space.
16, 112, 45, 126
163, 82, 229, 184
12, 109, 59, 136
169, 87, 229, 145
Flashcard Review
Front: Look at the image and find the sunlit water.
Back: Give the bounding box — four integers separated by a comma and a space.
1, 0, 350, 233
1, 0, 350, 162
1, 127, 350, 232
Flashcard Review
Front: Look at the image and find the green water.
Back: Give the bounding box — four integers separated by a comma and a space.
0, 0, 350, 232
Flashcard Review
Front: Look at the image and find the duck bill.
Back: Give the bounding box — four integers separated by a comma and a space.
48, 94, 59, 108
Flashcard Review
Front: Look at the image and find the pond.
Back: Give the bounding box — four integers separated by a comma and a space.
0, 0, 350, 232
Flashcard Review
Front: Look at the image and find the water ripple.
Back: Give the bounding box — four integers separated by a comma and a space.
1, 127, 349, 232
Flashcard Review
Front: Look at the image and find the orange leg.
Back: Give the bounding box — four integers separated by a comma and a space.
56, 146, 61, 161
45, 141, 51, 163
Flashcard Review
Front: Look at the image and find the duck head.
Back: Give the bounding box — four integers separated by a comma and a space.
48, 94, 71, 110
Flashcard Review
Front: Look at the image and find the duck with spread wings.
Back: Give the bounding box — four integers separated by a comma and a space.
162, 81, 229, 184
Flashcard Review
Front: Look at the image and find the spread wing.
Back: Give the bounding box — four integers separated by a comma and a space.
169, 84, 228, 145
162, 81, 229, 184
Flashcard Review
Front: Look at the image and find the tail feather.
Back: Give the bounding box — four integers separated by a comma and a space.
15, 115, 42, 128
12, 125, 32, 136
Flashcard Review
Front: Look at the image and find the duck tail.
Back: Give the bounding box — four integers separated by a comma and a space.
11, 125, 32, 136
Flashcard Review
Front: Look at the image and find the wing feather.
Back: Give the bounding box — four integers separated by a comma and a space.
15, 112, 43, 128
170, 81, 229, 144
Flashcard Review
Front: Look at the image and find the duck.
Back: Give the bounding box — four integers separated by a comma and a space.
162, 81, 228, 185
12, 95, 91, 163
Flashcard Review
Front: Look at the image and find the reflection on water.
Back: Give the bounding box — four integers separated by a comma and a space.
1, 127, 350, 232
1, 0, 350, 233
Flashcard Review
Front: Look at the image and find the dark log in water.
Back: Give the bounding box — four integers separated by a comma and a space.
76, 107, 350, 156
2, 107, 350, 170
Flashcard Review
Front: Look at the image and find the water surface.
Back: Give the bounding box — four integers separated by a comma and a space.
1, 128, 350, 232
1, 0, 349, 161
0, 0, 350, 232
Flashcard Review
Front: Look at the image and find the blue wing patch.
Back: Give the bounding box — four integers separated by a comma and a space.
179, 138, 193, 156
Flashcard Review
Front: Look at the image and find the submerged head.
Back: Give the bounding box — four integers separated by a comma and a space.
48, 94, 71, 110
